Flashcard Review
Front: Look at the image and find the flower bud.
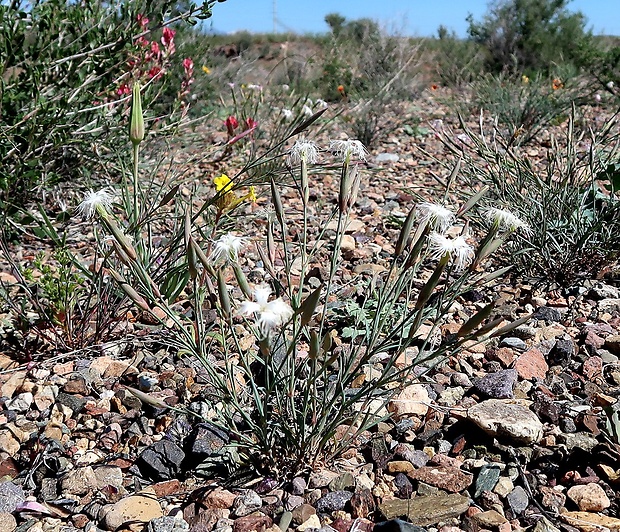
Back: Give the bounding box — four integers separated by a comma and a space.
130, 82, 144, 146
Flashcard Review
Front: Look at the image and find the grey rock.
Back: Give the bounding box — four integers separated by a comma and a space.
285, 495, 305, 511
316, 490, 353, 514
589, 283, 620, 300
451, 372, 472, 388
474, 465, 501, 498
436, 440, 452, 454
559, 432, 598, 452
474, 370, 517, 399
5, 392, 33, 413
599, 298, 620, 314
233, 490, 262, 517
191, 423, 228, 456
393, 473, 413, 499
291, 477, 306, 496
468, 399, 543, 444
511, 325, 537, 340
135, 439, 185, 481
406, 450, 431, 468
499, 337, 527, 352
147, 516, 190, 532
56, 392, 86, 413
549, 339, 575, 365
507, 486, 529, 515
416, 482, 439, 496
0, 481, 25, 513
375, 153, 400, 163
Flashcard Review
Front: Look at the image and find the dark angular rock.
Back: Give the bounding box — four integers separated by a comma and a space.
135, 439, 185, 481
534, 306, 562, 323
350, 489, 375, 519
549, 338, 575, 365
474, 370, 517, 399
0, 481, 25, 513
56, 392, 86, 413
507, 485, 529, 515
191, 423, 229, 456
316, 490, 353, 514
393, 473, 413, 499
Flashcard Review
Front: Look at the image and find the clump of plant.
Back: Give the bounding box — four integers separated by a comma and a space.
466, 70, 586, 146
466, 0, 593, 75
0, 0, 222, 205
431, 26, 484, 87
76, 84, 529, 479
439, 110, 620, 286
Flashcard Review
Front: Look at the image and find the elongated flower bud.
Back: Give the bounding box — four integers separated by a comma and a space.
130, 82, 144, 146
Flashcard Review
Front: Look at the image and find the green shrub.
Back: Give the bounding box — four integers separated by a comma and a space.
0, 0, 221, 205
431, 28, 484, 87
466, 0, 592, 74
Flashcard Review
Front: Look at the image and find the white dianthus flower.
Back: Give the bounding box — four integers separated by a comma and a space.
315, 98, 328, 109
281, 109, 294, 121
330, 139, 368, 162
77, 188, 115, 219
288, 138, 320, 165
209, 233, 246, 265
302, 104, 313, 117
247, 84, 262, 91
416, 202, 456, 233
484, 207, 531, 234
238, 285, 293, 334
428, 231, 474, 271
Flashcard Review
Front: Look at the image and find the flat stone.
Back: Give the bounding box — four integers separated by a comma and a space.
474, 370, 517, 399
598, 299, 620, 314
233, 515, 273, 532
533, 307, 562, 323
471, 510, 507, 528
60, 466, 98, 495
298, 514, 322, 532
474, 465, 501, 498
514, 348, 548, 380
0, 482, 25, 513
559, 432, 598, 452
387, 384, 430, 418
567, 483, 610, 512
309, 469, 340, 488
493, 477, 514, 498
506, 486, 528, 515
560, 511, 620, 532
468, 399, 543, 444
499, 338, 527, 352
378, 493, 470, 526
374, 520, 427, 532
387, 461, 415, 475
533, 517, 561, 532
329, 472, 355, 492
135, 439, 185, 481
292, 503, 316, 525
147, 515, 190, 532
539, 486, 566, 511
0, 431, 20, 457
100, 491, 163, 531
408, 465, 473, 493
232, 490, 262, 517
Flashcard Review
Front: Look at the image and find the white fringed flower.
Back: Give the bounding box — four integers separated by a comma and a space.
416, 202, 455, 233
428, 232, 474, 270
302, 104, 313, 117
77, 188, 114, 219
484, 207, 531, 234
281, 109, 294, 121
330, 139, 368, 162
239, 285, 293, 333
288, 138, 320, 165
209, 233, 246, 265
315, 98, 328, 109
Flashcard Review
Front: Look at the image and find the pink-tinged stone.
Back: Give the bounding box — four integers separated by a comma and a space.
583, 357, 603, 380
567, 483, 610, 512
408, 465, 473, 492
514, 348, 548, 380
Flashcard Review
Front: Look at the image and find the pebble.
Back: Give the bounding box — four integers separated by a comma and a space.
567, 483, 611, 512
147, 516, 190, 532
232, 490, 262, 517
387, 384, 430, 418
135, 439, 185, 481
493, 477, 514, 498
468, 399, 543, 444
298, 514, 322, 531
408, 465, 473, 493
316, 490, 353, 514
533, 307, 562, 323
0, 512, 16, 532
474, 370, 517, 399
506, 486, 529, 515
100, 491, 163, 531
5, 392, 33, 413
471, 510, 508, 527
378, 493, 470, 525
499, 338, 527, 352
60, 466, 98, 495
0, 481, 25, 513
474, 465, 501, 498
514, 348, 548, 380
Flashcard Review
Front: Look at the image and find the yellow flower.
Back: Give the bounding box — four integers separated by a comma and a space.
202, 65, 211, 74
246, 186, 257, 203
214, 174, 233, 192
552, 78, 563, 90
521, 75, 529, 84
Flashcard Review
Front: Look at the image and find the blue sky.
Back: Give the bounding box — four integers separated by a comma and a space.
206, 0, 619, 37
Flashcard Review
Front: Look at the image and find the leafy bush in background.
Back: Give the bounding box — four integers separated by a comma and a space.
0, 0, 221, 205
431, 26, 485, 87
466, 0, 593, 75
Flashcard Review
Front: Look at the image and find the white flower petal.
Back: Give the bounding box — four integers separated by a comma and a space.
239, 301, 262, 316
